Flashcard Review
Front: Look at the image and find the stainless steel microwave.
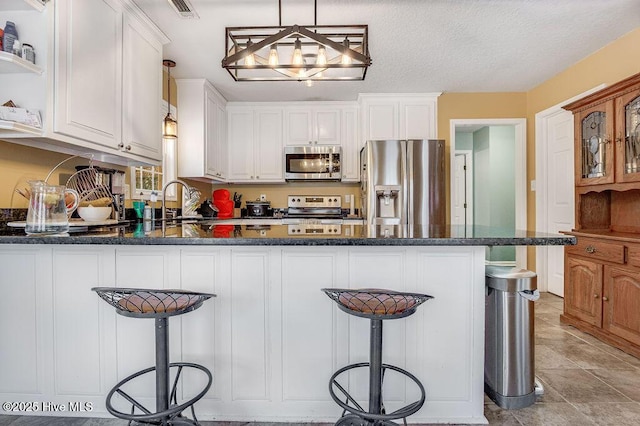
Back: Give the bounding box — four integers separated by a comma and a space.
284, 145, 342, 181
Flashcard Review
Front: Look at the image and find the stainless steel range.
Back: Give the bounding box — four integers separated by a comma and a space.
284, 195, 344, 235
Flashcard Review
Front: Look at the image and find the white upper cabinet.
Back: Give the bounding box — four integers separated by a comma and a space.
122, 10, 163, 160
0, 0, 168, 165
176, 79, 227, 182
284, 106, 341, 146
341, 106, 360, 182
54, 0, 123, 149
227, 105, 284, 183
359, 94, 440, 141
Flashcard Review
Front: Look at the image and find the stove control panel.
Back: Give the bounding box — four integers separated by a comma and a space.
288, 224, 342, 235
287, 195, 342, 209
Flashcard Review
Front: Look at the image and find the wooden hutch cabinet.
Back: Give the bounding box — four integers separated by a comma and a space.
562, 72, 640, 358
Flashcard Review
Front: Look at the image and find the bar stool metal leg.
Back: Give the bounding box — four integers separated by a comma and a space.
156, 317, 170, 419
369, 319, 383, 416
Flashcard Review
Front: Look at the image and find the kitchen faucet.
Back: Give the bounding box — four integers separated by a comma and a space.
161, 179, 200, 231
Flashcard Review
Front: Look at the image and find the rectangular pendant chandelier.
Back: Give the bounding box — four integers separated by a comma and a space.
221, 23, 371, 82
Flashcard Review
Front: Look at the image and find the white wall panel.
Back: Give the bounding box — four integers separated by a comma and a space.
231, 250, 269, 400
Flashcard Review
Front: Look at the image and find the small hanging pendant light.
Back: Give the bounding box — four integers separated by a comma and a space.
163, 59, 178, 139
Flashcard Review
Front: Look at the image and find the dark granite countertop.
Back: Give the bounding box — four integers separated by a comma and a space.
0, 219, 576, 246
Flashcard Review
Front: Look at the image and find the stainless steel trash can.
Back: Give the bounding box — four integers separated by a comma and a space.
484, 266, 540, 409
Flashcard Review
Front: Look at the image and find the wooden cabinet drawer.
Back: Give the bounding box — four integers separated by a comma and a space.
566, 237, 625, 264
625, 244, 640, 268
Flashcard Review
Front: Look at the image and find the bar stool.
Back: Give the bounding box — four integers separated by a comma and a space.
92, 287, 215, 425
322, 288, 433, 426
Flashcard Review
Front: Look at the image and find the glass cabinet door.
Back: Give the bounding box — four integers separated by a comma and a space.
576, 101, 614, 186
615, 91, 640, 183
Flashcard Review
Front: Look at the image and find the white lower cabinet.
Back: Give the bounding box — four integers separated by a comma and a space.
0, 245, 485, 423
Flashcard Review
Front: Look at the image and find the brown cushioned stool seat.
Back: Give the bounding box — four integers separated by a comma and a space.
92, 287, 215, 425
322, 288, 433, 425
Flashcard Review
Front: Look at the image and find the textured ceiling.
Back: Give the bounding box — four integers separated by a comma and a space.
133, 0, 640, 102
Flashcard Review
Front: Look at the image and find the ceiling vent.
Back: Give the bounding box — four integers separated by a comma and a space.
167, 0, 199, 19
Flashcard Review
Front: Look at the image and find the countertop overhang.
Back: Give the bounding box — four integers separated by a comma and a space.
0, 219, 576, 246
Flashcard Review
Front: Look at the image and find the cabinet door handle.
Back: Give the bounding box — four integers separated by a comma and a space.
585, 246, 597, 254
602, 296, 609, 302
594, 293, 599, 299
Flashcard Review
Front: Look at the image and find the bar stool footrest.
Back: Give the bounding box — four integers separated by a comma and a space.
329, 362, 425, 423
106, 362, 212, 424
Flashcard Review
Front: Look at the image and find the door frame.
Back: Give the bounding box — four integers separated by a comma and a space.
450, 118, 527, 268
535, 85, 606, 293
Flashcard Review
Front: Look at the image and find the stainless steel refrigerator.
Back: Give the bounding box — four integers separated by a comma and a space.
360, 139, 446, 230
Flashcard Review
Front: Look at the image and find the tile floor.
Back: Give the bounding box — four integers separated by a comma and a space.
1, 293, 639, 425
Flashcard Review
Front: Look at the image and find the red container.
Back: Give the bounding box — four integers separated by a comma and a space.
213, 189, 233, 218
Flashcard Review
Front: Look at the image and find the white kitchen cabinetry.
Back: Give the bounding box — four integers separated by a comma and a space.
0, 244, 485, 423
227, 105, 284, 183
0, 246, 52, 399
51, 247, 117, 405
54, 0, 123, 149
176, 79, 228, 182
341, 106, 360, 181
359, 94, 440, 141
284, 106, 341, 146
0, 0, 167, 165
121, 10, 163, 160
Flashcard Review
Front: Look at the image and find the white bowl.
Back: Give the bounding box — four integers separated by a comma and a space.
77, 206, 112, 222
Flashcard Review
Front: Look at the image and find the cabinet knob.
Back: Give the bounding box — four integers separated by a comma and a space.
125, 145, 131, 151
585, 246, 596, 254
250, 176, 254, 179
602, 296, 609, 302
594, 294, 599, 299
117, 142, 124, 149
256, 176, 259, 179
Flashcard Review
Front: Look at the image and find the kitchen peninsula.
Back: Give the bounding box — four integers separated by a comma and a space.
0, 223, 573, 424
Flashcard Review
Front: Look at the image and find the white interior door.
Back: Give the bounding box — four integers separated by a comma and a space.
536, 85, 605, 296
453, 152, 472, 226
544, 110, 574, 296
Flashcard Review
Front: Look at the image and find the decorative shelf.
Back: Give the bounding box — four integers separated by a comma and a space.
0, 51, 42, 74
0, 119, 43, 136
0, 0, 45, 12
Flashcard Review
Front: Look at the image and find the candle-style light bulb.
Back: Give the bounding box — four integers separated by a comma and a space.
244, 39, 256, 66
316, 44, 327, 65
341, 37, 352, 65
292, 38, 303, 66
268, 44, 279, 66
